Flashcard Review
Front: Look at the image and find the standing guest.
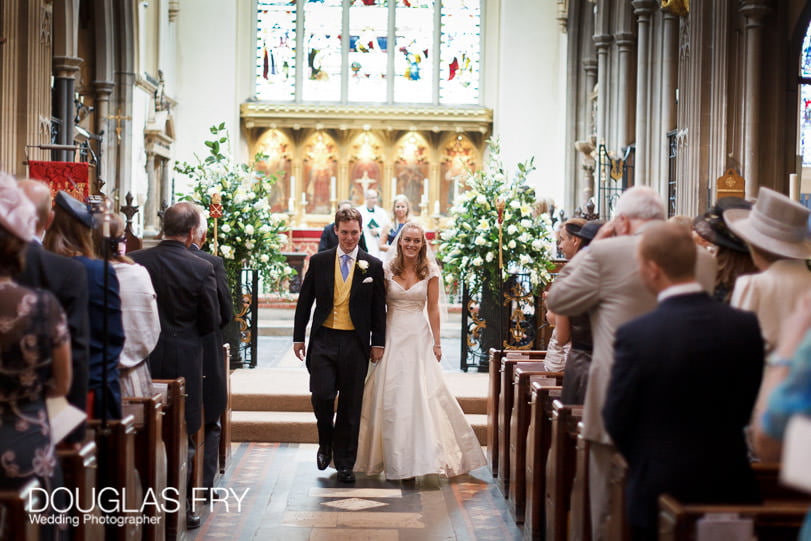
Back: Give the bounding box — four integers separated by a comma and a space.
356, 189, 390, 259
189, 208, 233, 492
15, 178, 90, 440
378, 194, 410, 255
692, 197, 757, 303
725, 187, 811, 352
603, 222, 762, 541
546, 187, 716, 538
93, 214, 160, 398
293, 207, 386, 483
45, 191, 124, 421
129, 202, 219, 529
319, 200, 368, 253
0, 177, 72, 538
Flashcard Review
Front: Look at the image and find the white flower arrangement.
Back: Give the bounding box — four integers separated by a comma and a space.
437, 138, 554, 295
175, 123, 295, 296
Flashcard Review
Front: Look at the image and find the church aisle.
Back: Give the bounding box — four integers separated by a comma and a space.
191, 442, 521, 541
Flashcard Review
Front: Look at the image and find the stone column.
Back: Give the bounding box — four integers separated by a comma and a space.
52, 56, 83, 162
740, 0, 771, 198
1, 0, 22, 172
615, 32, 635, 150
660, 11, 679, 197
583, 58, 598, 137
144, 152, 159, 235
631, 0, 657, 187
593, 34, 613, 146
93, 81, 115, 185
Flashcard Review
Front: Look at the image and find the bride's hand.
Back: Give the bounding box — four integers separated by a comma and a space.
433, 344, 441, 362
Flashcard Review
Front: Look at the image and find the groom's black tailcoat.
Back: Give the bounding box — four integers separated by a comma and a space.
294, 246, 386, 469
602, 292, 763, 538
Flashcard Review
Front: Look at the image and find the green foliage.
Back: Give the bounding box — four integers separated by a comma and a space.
437, 138, 554, 295
175, 124, 295, 298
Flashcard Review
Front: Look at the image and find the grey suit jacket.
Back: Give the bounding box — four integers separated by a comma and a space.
546, 232, 716, 444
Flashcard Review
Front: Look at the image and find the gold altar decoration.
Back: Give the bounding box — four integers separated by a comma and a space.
715, 168, 745, 201
661, 0, 689, 16
209, 192, 223, 256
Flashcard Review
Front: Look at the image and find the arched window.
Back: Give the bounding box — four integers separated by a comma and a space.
255, 0, 482, 105
800, 22, 811, 165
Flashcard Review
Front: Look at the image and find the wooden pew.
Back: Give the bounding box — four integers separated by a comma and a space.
523, 381, 562, 541
122, 393, 167, 541
56, 441, 104, 540
569, 421, 592, 541
88, 415, 143, 541
0, 479, 41, 541
153, 378, 188, 541
496, 352, 547, 493
488, 348, 546, 477
508, 368, 563, 523
545, 400, 583, 541
752, 462, 811, 502
600, 451, 629, 541
189, 415, 205, 494
219, 343, 232, 474
658, 495, 810, 541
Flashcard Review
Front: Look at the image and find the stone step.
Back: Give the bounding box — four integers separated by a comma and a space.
231, 411, 488, 445
231, 368, 488, 415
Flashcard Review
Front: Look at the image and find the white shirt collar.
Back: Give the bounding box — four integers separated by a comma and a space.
657, 281, 703, 302
339, 245, 359, 260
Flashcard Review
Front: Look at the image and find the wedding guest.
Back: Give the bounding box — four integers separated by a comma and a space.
319, 200, 368, 253
93, 214, 159, 398
15, 178, 90, 441
45, 192, 125, 421
0, 177, 71, 537
692, 197, 757, 303
356, 189, 390, 259
379, 194, 410, 254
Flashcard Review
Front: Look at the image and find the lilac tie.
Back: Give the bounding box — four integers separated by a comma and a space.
341, 254, 351, 281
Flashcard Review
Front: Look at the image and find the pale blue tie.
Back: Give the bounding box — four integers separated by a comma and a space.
341, 254, 351, 282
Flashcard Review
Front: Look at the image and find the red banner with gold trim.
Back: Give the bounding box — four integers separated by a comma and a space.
28, 161, 89, 202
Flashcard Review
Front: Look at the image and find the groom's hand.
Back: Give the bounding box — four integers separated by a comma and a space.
293, 342, 306, 361
370, 346, 384, 364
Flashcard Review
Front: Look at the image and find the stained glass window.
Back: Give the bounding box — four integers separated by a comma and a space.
255, 0, 481, 105
256, 1, 297, 101
800, 22, 811, 166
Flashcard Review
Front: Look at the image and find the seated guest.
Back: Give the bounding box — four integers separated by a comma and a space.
45, 192, 125, 421
319, 200, 368, 253
603, 222, 763, 541
94, 214, 159, 398
753, 291, 811, 539
15, 178, 90, 441
725, 187, 811, 352
0, 178, 71, 526
693, 197, 757, 303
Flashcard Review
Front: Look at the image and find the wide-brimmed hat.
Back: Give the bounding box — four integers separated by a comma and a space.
0, 173, 36, 241
55, 190, 95, 229
573, 220, 605, 244
693, 197, 751, 253
723, 187, 811, 260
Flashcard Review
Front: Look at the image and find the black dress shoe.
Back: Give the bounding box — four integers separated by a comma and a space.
337, 469, 356, 483
317, 447, 331, 471
186, 511, 201, 530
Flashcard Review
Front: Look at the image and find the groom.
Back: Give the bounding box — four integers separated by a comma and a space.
293, 207, 386, 483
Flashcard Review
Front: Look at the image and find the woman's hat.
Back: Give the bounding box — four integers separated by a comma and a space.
693, 197, 751, 253
0, 173, 36, 241
723, 187, 811, 260
55, 190, 95, 229
573, 220, 605, 243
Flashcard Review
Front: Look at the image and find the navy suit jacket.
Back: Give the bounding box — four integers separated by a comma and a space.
603, 292, 763, 530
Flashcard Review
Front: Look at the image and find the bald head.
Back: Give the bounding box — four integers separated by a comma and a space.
17, 179, 53, 236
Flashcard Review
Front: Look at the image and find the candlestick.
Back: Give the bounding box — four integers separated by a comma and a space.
433, 201, 440, 215
300, 192, 307, 205
790, 173, 800, 202
330, 176, 336, 201
391, 177, 397, 201
423, 178, 429, 199
421, 193, 428, 206
289, 175, 295, 201
288, 196, 295, 213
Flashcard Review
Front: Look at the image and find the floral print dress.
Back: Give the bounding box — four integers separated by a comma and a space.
0, 282, 68, 493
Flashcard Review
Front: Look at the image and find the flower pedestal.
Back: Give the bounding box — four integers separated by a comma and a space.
225, 267, 260, 369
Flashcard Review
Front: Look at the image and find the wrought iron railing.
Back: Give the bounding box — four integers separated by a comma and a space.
235, 268, 259, 368
667, 129, 678, 218
597, 144, 635, 219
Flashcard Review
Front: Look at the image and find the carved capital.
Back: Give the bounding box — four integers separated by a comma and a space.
169, 1, 180, 23
557, 0, 569, 33
593, 33, 613, 50
615, 32, 635, 50
740, 0, 771, 27
583, 58, 598, 75
92, 80, 116, 98
632, 0, 658, 20
52, 56, 83, 79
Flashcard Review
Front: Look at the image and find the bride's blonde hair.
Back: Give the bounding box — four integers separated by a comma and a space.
390, 221, 430, 280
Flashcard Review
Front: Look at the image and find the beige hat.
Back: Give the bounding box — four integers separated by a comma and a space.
723, 187, 811, 260
0, 172, 36, 241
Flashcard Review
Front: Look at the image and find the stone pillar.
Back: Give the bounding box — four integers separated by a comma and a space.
1, 0, 22, 172
615, 32, 635, 150
144, 152, 159, 235
52, 56, 83, 162
660, 11, 679, 197
593, 34, 613, 146
93, 81, 115, 185
632, 0, 657, 187
583, 58, 598, 137
740, 0, 771, 198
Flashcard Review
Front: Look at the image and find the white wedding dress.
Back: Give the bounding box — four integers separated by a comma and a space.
355, 264, 487, 479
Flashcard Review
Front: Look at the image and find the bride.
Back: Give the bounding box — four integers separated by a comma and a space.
355, 221, 486, 480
